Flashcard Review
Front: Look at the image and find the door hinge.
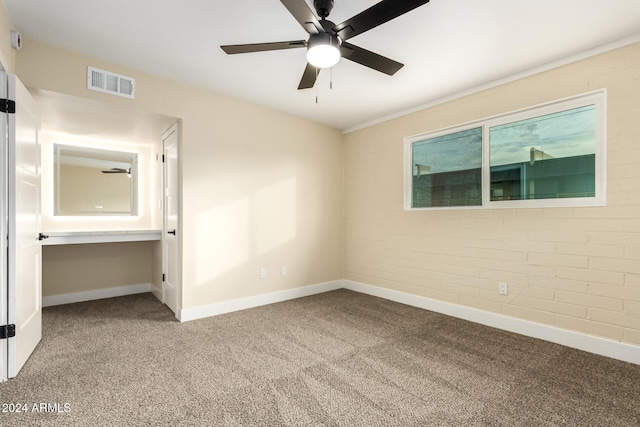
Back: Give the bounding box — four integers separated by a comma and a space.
162, 273, 165, 282
0, 98, 16, 114
162, 154, 165, 163
0, 324, 16, 339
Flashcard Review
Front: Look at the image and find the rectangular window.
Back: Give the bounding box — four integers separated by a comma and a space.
489, 105, 596, 201
411, 127, 482, 208
404, 91, 605, 210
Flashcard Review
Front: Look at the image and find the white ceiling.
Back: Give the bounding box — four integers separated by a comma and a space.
5, 0, 640, 131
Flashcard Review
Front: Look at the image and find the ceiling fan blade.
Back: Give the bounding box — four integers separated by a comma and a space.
333, 0, 430, 40
221, 40, 306, 54
102, 168, 129, 174
280, 0, 322, 34
298, 63, 319, 90
340, 42, 403, 75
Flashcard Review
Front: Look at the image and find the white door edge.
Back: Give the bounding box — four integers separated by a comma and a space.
161, 122, 180, 317
0, 58, 7, 383
7, 74, 42, 378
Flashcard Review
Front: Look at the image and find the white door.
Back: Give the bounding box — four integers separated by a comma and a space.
7, 74, 42, 378
162, 123, 179, 315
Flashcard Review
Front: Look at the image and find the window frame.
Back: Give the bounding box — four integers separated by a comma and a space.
404, 90, 607, 210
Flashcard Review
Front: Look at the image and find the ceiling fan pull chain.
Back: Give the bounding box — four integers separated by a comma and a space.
315, 67, 319, 104
330, 67, 333, 90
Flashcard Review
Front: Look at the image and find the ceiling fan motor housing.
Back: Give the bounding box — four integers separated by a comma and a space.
314, 0, 334, 18
306, 32, 342, 68
308, 32, 341, 50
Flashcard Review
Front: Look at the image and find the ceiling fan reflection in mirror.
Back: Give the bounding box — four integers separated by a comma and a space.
221, 0, 430, 90
101, 168, 131, 175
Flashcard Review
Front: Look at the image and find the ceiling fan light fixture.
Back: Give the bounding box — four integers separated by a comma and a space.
306, 33, 341, 68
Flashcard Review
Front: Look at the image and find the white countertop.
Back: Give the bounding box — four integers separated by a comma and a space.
42, 229, 162, 245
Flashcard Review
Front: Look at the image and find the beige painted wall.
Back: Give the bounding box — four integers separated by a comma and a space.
343, 42, 640, 346
42, 242, 153, 297
0, 3, 16, 73
17, 39, 344, 307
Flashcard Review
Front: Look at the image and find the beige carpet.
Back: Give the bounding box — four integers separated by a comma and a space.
0, 289, 638, 426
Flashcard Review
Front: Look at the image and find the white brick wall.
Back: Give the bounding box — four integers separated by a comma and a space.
344, 42, 640, 346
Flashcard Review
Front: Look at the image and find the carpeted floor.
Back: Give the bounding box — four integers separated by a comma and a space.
0, 289, 638, 426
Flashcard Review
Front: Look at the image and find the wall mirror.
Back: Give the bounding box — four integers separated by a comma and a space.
54, 144, 138, 216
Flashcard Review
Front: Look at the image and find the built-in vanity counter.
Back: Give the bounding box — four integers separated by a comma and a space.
42, 229, 162, 245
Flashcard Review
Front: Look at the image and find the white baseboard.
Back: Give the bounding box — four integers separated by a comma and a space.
178, 280, 343, 322
151, 285, 162, 302
42, 283, 152, 307
343, 280, 640, 366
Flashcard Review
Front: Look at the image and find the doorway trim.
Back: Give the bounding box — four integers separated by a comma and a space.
0, 55, 7, 383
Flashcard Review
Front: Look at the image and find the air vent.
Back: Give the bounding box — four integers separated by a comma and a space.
87, 66, 135, 99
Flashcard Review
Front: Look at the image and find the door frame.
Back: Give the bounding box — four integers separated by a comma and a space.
0, 56, 7, 383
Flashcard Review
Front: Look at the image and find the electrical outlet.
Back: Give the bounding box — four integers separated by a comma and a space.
281, 266, 287, 277
259, 267, 267, 279
498, 282, 508, 295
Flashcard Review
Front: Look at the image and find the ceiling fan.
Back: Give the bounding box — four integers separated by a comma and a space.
221, 0, 430, 89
